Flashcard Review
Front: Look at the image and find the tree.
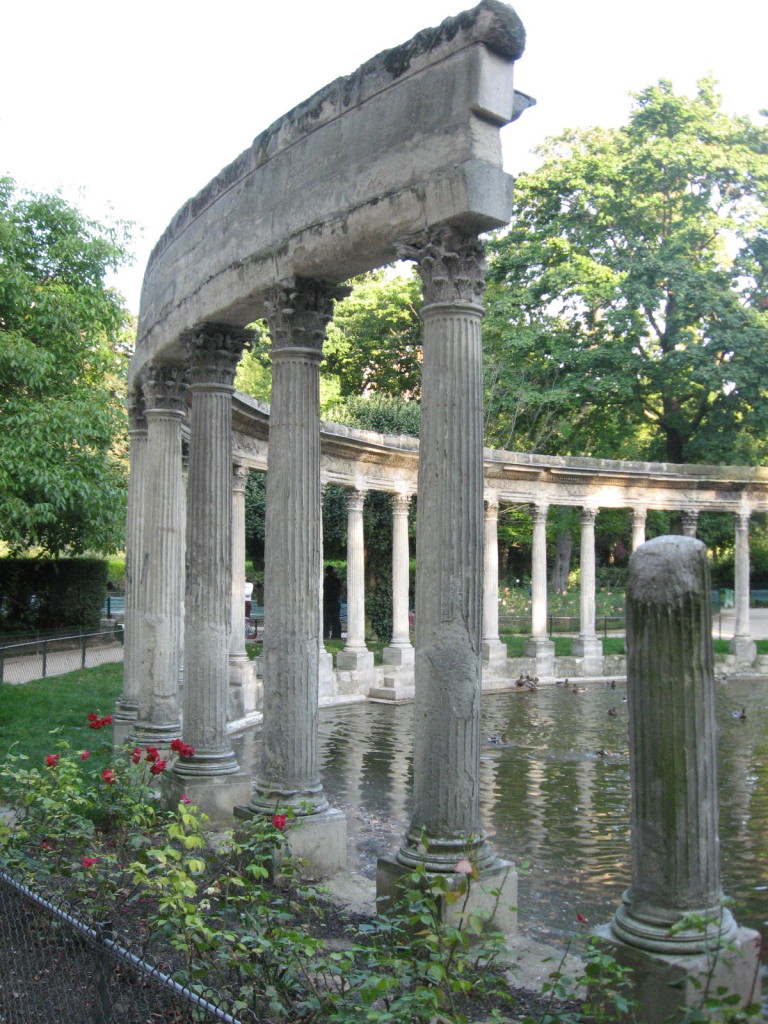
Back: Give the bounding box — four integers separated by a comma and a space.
486, 79, 768, 464
322, 268, 423, 400
0, 179, 133, 554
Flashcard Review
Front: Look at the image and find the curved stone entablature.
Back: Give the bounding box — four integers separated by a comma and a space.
132, 0, 531, 382
231, 392, 768, 513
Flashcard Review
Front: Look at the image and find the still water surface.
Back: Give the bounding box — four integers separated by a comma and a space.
234, 676, 768, 948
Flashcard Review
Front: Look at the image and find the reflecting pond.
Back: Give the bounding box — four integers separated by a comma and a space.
234, 676, 768, 949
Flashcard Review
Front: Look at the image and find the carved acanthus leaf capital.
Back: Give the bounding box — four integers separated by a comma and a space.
232, 463, 250, 491
397, 227, 486, 306
265, 279, 350, 352
127, 376, 147, 432
346, 488, 366, 514
182, 324, 254, 386
143, 363, 189, 413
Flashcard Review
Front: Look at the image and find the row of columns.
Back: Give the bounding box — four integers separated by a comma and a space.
119, 226, 758, 900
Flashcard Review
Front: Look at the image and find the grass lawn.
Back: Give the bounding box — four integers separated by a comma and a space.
0, 663, 123, 762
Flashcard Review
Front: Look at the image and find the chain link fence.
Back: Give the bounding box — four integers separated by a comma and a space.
0, 629, 124, 684
0, 870, 258, 1024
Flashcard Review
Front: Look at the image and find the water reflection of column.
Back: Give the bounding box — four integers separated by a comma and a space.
573, 507, 603, 673
524, 503, 555, 676
114, 380, 148, 745
229, 463, 251, 718
338, 489, 374, 672
730, 511, 756, 664
482, 496, 508, 676
680, 509, 698, 537
605, 536, 758, 1020
630, 508, 647, 553
383, 493, 414, 666
318, 481, 335, 698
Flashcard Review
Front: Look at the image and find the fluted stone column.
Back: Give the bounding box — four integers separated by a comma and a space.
730, 511, 756, 665
630, 507, 647, 552
378, 228, 515, 932
229, 463, 254, 718
572, 506, 603, 674
240, 281, 346, 877
680, 508, 699, 537
523, 503, 555, 676
129, 365, 187, 749
114, 381, 148, 747
163, 326, 253, 823
337, 488, 374, 674
383, 493, 414, 667
599, 536, 759, 1023
480, 496, 508, 678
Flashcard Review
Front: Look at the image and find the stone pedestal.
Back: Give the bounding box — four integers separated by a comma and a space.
522, 636, 555, 677
377, 853, 517, 935
369, 670, 415, 702
601, 536, 760, 1022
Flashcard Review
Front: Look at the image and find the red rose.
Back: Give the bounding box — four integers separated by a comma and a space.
170, 738, 184, 753
149, 759, 167, 775
102, 769, 117, 785
81, 857, 99, 868
80, 750, 90, 761
45, 753, 59, 767
145, 746, 160, 763
272, 814, 287, 832
130, 748, 142, 764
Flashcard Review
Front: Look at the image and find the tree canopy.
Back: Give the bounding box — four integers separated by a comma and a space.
485, 79, 768, 464
0, 179, 133, 555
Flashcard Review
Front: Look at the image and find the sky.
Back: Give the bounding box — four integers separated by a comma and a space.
2, 0, 766, 314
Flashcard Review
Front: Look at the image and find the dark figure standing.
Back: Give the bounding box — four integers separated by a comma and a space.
323, 565, 343, 639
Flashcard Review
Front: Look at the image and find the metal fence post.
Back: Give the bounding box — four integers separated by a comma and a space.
82, 633, 88, 669
42, 640, 48, 678
93, 921, 113, 1024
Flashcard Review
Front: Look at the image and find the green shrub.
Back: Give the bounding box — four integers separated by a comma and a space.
0, 557, 108, 634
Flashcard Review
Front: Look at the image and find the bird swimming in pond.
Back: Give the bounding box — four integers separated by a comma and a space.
572, 684, 587, 693
487, 733, 510, 745
732, 707, 747, 720
608, 706, 618, 717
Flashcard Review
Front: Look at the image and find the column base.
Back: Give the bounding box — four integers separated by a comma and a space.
482, 638, 509, 673
319, 649, 335, 700
128, 719, 184, 751
522, 637, 555, 676
369, 670, 415, 702
382, 644, 415, 667
162, 768, 252, 826
235, 805, 347, 878
729, 636, 757, 666
336, 648, 375, 672
112, 704, 138, 749
572, 635, 604, 675
595, 923, 762, 1024
229, 654, 256, 718
376, 852, 517, 935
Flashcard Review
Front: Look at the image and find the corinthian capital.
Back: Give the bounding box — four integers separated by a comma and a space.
397, 227, 485, 306
143, 363, 189, 413
182, 323, 254, 386
265, 279, 350, 352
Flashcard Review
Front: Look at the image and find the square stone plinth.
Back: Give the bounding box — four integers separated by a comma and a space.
162, 770, 253, 827
377, 854, 518, 935
382, 645, 415, 667
369, 673, 415, 702
336, 649, 375, 673
522, 637, 555, 677
235, 805, 347, 878
594, 924, 762, 1024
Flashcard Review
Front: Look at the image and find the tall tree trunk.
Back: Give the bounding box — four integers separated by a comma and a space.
550, 528, 573, 592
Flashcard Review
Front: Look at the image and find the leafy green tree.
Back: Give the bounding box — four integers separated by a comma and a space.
486, 79, 768, 464
322, 268, 423, 400
0, 179, 133, 554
